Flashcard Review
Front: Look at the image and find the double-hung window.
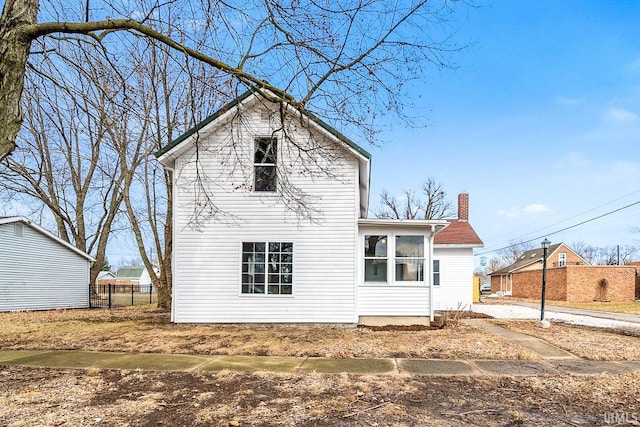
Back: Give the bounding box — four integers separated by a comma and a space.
558, 253, 567, 267
254, 137, 277, 192
242, 242, 293, 295
395, 235, 424, 281
364, 235, 388, 282
433, 260, 440, 286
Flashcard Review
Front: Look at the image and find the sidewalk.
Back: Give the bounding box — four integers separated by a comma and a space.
1, 348, 638, 377
498, 300, 640, 324
472, 300, 640, 329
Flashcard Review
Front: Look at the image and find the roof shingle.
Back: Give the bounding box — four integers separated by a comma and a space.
434, 220, 483, 246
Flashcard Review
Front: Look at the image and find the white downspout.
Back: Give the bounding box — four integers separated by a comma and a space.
429, 225, 435, 322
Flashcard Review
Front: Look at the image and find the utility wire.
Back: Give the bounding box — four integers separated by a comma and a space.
476, 199, 640, 256
485, 188, 640, 245
505, 188, 640, 242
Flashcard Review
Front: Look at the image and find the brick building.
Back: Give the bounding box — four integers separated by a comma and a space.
490, 243, 636, 302
627, 261, 640, 299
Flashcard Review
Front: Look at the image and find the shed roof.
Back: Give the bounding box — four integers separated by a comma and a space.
0, 216, 95, 261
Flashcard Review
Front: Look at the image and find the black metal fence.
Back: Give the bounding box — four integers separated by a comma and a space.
89, 283, 157, 308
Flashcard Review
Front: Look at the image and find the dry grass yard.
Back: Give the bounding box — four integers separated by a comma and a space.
2, 306, 640, 426
494, 320, 640, 360
0, 307, 538, 360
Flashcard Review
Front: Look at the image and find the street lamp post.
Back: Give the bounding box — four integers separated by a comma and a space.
540, 238, 551, 321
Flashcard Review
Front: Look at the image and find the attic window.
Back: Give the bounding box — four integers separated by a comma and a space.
14, 223, 23, 237
254, 137, 277, 192
530, 253, 537, 258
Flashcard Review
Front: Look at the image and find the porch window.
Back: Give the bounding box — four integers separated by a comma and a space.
254, 137, 277, 192
395, 235, 424, 281
364, 235, 387, 282
433, 260, 440, 286
242, 241, 293, 294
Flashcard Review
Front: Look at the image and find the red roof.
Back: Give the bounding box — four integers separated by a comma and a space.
434, 220, 483, 245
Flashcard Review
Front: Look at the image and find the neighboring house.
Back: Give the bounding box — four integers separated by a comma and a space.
114, 266, 153, 292
156, 90, 483, 323
490, 243, 636, 302
95, 270, 116, 285
0, 216, 94, 312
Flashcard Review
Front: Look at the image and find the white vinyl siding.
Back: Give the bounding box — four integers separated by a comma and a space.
0, 221, 90, 312
170, 106, 360, 323
431, 247, 474, 311
358, 286, 429, 316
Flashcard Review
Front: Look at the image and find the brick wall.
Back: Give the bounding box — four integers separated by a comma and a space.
493, 265, 635, 302
566, 266, 635, 302
509, 268, 568, 300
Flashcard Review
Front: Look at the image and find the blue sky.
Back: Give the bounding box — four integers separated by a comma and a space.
367, 0, 640, 263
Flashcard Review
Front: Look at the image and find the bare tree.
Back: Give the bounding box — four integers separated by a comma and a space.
592, 245, 638, 265
375, 178, 454, 219
0, 39, 128, 285
1, 0, 467, 308
498, 239, 536, 266
1, 0, 465, 161
570, 241, 638, 265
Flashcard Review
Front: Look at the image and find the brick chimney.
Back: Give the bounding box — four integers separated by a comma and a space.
458, 193, 469, 221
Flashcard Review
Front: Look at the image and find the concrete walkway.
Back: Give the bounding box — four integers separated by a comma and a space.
2, 308, 639, 377
1, 347, 638, 377
469, 319, 576, 360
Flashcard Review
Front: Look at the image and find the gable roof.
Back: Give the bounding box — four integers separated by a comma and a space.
434, 219, 483, 246
489, 242, 585, 275
0, 216, 95, 261
97, 271, 116, 280
116, 266, 146, 279
156, 90, 371, 161
155, 89, 371, 217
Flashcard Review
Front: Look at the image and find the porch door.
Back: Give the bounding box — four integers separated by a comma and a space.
501, 274, 512, 296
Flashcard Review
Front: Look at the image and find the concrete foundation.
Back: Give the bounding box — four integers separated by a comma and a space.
358, 316, 431, 326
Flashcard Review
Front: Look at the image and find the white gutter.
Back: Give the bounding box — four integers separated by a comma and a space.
429, 224, 436, 322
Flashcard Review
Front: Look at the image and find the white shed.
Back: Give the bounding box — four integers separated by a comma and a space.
0, 216, 94, 312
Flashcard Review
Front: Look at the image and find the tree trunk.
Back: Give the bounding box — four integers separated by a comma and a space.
155, 256, 172, 310
157, 170, 173, 309
0, 0, 38, 162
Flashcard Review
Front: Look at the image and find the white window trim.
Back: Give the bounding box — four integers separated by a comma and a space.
364, 235, 388, 283
433, 259, 440, 286
253, 136, 278, 193
239, 241, 294, 297
361, 232, 426, 287
558, 252, 567, 267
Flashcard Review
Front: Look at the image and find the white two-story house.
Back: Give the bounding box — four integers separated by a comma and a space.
156, 90, 482, 323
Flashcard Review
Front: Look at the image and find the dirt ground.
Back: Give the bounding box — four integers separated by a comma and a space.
2, 307, 640, 426
2, 366, 639, 426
